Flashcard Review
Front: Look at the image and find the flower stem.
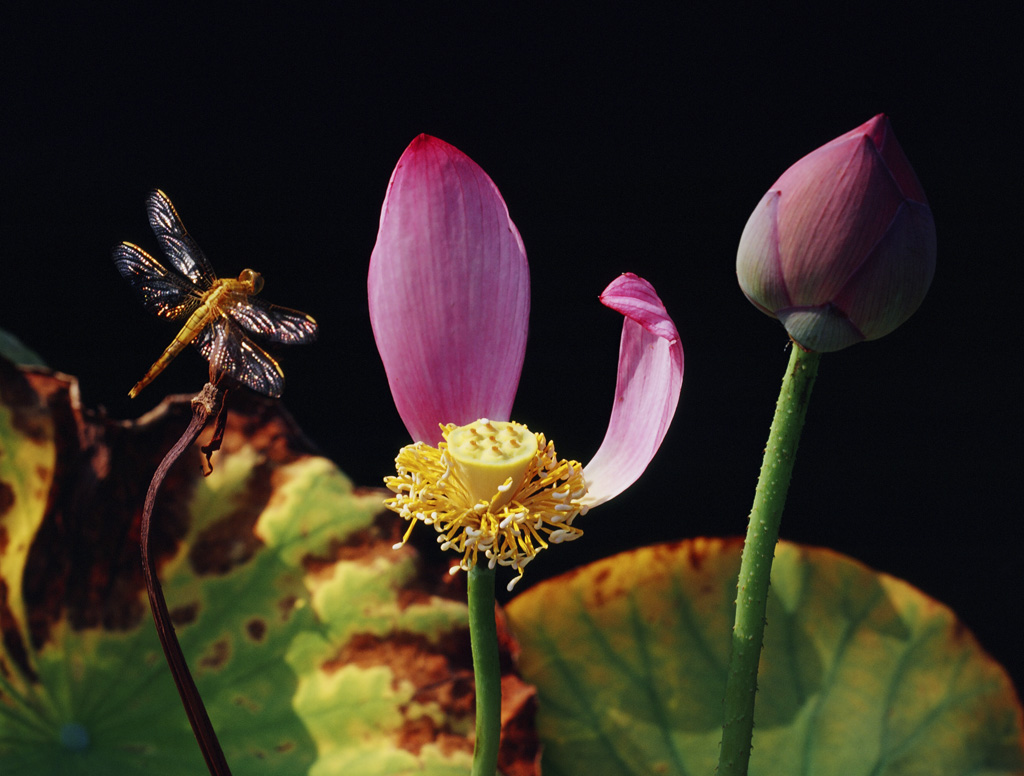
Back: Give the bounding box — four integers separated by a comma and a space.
142, 384, 232, 776
718, 345, 821, 776
467, 565, 501, 776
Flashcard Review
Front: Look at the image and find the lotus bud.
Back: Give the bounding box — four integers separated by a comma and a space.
736, 114, 936, 352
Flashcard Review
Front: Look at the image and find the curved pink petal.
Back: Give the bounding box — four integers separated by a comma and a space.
581, 273, 684, 509
368, 135, 531, 444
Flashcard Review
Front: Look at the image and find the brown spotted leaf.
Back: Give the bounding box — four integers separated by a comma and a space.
0, 356, 538, 775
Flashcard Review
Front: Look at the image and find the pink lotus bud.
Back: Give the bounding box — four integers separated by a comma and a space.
736, 114, 936, 352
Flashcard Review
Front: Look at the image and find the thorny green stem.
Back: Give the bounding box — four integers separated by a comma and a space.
468, 565, 501, 776
141, 383, 232, 776
717, 346, 821, 776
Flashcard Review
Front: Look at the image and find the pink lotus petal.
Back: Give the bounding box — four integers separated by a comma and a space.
737, 190, 790, 316
368, 135, 530, 444
776, 133, 905, 305
831, 199, 937, 341
581, 273, 684, 509
826, 114, 928, 203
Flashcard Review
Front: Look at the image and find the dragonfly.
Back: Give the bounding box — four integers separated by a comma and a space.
113, 189, 318, 399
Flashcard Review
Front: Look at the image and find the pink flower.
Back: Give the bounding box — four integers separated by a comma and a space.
736, 114, 936, 352
368, 135, 683, 587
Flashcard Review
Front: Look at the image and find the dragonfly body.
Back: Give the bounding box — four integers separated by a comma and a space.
128, 269, 267, 398
114, 191, 317, 398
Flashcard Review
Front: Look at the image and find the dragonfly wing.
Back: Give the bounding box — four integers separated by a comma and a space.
196, 317, 286, 398
228, 299, 319, 345
146, 189, 217, 289
112, 242, 199, 319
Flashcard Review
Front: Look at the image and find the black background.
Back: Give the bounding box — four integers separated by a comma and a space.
3, 6, 1020, 694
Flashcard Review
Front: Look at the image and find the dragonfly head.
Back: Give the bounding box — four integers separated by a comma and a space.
238, 269, 264, 295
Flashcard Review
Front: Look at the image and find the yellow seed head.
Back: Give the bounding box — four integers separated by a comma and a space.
447, 419, 539, 509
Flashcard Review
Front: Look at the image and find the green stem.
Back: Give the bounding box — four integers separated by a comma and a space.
718, 345, 821, 776
468, 565, 501, 776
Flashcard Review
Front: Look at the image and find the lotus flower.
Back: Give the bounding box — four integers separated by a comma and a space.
736, 114, 936, 352
368, 134, 683, 589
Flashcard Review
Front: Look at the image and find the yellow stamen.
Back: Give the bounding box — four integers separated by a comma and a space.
383, 419, 587, 591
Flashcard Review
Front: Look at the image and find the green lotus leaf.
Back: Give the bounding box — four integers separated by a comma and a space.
506, 538, 1024, 776
0, 331, 45, 368
0, 357, 538, 775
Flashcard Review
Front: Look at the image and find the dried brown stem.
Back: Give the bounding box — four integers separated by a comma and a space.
140, 383, 232, 776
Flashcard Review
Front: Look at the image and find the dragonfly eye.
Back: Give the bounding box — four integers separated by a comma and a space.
239, 269, 264, 294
